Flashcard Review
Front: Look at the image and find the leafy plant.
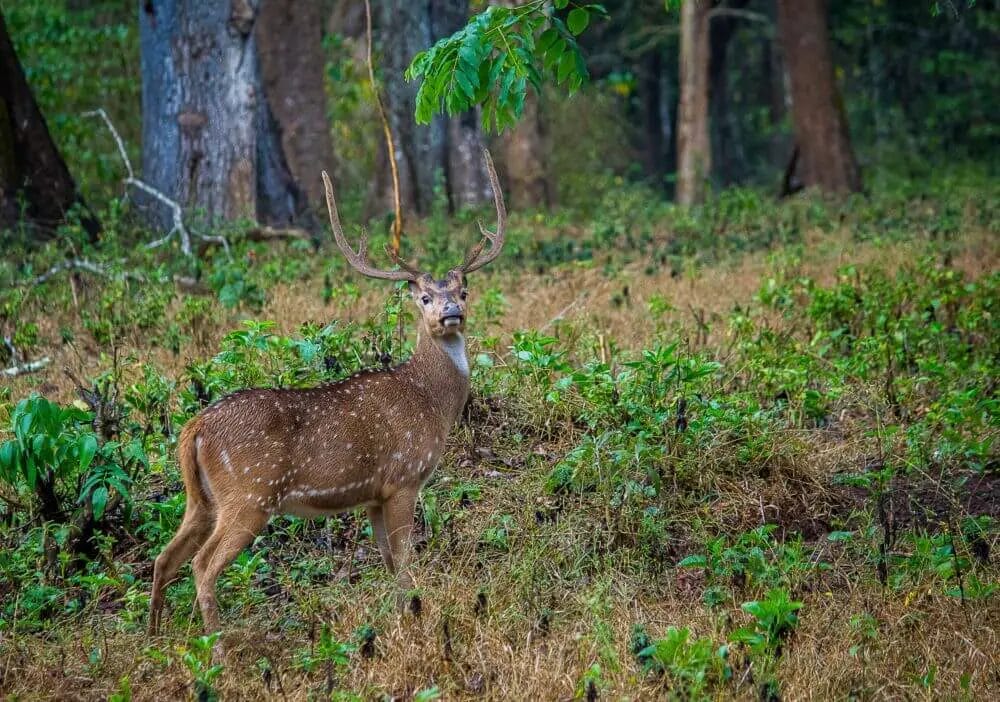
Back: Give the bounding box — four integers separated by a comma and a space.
638, 626, 730, 698
179, 633, 224, 702
406, 1, 603, 131
730, 588, 803, 657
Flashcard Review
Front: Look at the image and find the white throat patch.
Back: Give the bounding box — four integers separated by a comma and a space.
439, 333, 469, 377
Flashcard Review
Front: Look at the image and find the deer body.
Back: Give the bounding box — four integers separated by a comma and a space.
192, 331, 468, 519
149, 151, 504, 638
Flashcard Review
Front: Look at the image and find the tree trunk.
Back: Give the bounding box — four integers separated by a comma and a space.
638, 50, 668, 188
139, 0, 305, 232
497, 92, 549, 207
776, 0, 861, 194
495, 0, 549, 208
708, 1, 747, 186
255, 0, 334, 212
676, 0, 712, 206
375, 0, 490, 216
0, 9, 99, 238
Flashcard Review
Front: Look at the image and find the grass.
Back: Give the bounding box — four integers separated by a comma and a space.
1, 179, 998, 700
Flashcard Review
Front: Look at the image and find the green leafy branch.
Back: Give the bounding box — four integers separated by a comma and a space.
405, 1, 606, 132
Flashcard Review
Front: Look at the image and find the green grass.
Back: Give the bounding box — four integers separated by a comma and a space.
1, 171, 997, 699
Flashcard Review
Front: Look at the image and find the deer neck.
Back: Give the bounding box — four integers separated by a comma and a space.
407, 329, 470, 425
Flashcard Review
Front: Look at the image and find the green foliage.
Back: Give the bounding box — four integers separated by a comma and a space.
295, 624, 355, 674
730, 589, 803, 657
406, 1, 602, 131
0, 396, 144, 522
638, 626, 730, 698
179, 633, 224, 702
678, 525, 819, 605
4, 1, 138, 200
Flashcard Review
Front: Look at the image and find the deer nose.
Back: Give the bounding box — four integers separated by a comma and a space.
442, 302, 462, 318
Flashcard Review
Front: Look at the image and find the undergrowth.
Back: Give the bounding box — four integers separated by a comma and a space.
0, 176, 998, 699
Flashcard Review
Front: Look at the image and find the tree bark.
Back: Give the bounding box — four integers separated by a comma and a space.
255, 0, 334, 212
708, 1, 747, 186
776, 0, 861, 194
495, 0, 549, 208
139, 0, 306, 231
497, 92, 549, 207
0, 9, 99, 238
638, 50, 668, 187
676, 0, 712, 206
375, 0, 490, 216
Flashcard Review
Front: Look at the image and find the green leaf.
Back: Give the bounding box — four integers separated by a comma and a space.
91, 485, 109, 520
567, 8, 590, 36
678, 554, 708, 568
554, 0, 569, 8
557, 48, 576, 83
79, 434, 98, 471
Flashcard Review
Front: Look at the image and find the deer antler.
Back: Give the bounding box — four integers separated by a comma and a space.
322, 170, 423, 282
460, 149, 507, 274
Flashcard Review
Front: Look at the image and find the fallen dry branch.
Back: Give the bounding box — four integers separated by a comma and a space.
2, 357, 51, 377
245, 226, 313, 243
84, 108, 230, 257
25, 258, 145, 287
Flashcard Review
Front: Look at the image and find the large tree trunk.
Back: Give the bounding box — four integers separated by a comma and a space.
776, 0, 861, 194
255, 0, 334, 212
676, 0, 712, 206
375, 0, 490, 216
139, 0, 305, 232
0, 9, 99, 238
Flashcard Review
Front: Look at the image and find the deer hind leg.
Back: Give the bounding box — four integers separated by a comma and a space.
366, 504, 395, 573
149, 502, 213, 635
191, 507, 269, 637
382, 488, 419, 611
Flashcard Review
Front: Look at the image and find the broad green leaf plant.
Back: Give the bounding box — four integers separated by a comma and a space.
406, 1, 605, 131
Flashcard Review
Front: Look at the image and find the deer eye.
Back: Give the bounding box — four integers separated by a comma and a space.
421, 295, 431, 305
460, 290, 468, 301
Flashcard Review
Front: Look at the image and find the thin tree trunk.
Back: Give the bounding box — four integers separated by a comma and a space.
0, 9, 99, 238
709, 1, 746, 186
498, 92, 550, 207
776, 0, 861, 194
256, 0, 335, 213
496, 0, 549, 208
375, 0, 490, 216
139, 0, 305, 231
676, 0, 712, 206
639, 50, 667, 187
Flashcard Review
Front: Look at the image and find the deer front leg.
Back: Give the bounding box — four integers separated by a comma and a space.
382, 488, 419, 611
366, 504, 395, 573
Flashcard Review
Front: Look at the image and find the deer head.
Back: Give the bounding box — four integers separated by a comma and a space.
320, 149, 506, 339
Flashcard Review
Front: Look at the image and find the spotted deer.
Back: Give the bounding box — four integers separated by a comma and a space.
148, 150, 506, 637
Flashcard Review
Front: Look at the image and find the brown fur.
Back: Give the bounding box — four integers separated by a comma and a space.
150, 151, 503, 640
148, 283, 474, 637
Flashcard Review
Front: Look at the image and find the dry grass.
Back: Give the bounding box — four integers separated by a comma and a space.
2, 224, 999, 700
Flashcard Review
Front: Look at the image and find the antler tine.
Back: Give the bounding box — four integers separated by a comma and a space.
322, 171, 418, 282
460, 149, 507, 274
384, 243, 424, 278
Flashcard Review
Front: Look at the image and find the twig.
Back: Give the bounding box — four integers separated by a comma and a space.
84, 108, 230, 257
3, 357, 51, 377
25, 258, 144, 286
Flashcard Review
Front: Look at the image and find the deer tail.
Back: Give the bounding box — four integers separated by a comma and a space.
177, 416, 212, 509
